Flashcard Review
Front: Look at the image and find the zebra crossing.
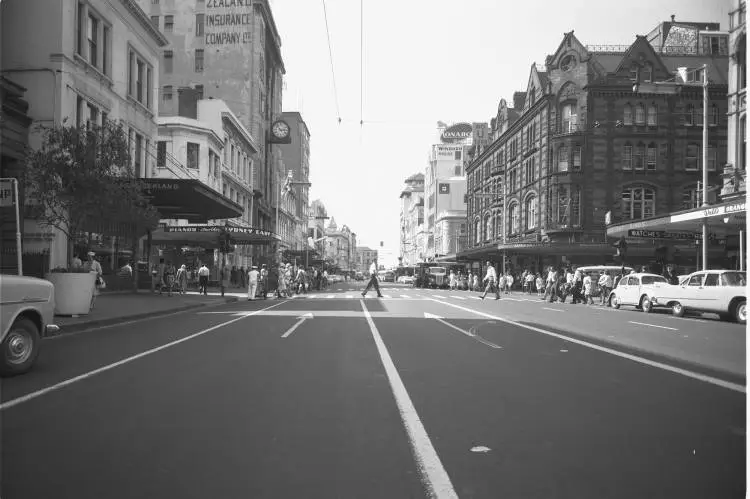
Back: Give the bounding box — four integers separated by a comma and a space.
283, 290, 543, 301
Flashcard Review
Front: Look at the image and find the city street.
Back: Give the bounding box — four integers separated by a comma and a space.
1, 283, 745, 499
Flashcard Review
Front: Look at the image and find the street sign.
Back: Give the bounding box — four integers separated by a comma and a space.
0, 180, 14, 207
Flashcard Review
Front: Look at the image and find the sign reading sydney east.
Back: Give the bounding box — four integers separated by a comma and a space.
440, 123, 473, 143
205, 0, 253, 45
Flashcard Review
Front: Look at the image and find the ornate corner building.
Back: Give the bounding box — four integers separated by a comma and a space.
722, 0, 746, 201
462, 18, 731, 272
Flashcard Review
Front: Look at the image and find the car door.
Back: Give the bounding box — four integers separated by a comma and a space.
614, 275, 629, 304
683, 273, 706, 308
624, 276, 642, 305
698, 273, 722, 312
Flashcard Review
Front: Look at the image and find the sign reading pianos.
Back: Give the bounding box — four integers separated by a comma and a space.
161, 224, 278, 244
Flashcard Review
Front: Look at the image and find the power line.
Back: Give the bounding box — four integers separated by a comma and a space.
321, 0, 342, 124
360, 0, 364, 127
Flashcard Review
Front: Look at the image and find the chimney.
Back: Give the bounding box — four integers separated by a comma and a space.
670, 14, 675, 22
512, 91, 527, 110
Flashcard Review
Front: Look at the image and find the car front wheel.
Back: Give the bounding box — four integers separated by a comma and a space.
672, 302, 685, 318
609, 294, 620, 309
0, 317, 41, 376
640, 296, 652, 313
733, 299, 746, 325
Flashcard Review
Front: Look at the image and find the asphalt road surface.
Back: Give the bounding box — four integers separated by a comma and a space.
1, 283, 745, 498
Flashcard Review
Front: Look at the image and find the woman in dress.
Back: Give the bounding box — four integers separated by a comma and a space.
176, 264, 188, 295
83, 251, 103, 310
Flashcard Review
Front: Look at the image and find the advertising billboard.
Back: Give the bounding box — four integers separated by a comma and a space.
440, 122, 473, 144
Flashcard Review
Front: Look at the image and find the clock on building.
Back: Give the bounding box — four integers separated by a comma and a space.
269, 120, 291, 143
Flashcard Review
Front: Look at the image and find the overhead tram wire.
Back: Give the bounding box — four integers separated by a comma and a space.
321, 0, 342, 124
360, 0, 364, 129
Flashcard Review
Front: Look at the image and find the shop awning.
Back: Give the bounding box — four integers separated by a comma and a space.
496, 241, 614, 255
606, 201, 747, 241
142, 178, 243, 222
456, 244, 504, 261
150, 224, 279, 247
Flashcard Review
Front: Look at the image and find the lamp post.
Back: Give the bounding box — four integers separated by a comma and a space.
633, 63, 710, 270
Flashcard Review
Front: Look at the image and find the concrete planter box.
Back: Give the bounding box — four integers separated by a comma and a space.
46, 272, 96, 316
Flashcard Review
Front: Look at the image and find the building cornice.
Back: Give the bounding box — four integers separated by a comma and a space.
221, 112, 259, 153
119, 0, 169, 47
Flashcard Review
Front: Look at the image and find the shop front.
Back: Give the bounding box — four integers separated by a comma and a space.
606, 200, 747, 274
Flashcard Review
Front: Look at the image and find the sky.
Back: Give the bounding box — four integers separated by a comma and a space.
272, 0, 732, 251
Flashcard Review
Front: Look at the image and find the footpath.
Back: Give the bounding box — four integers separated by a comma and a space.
53, 289, 247, 335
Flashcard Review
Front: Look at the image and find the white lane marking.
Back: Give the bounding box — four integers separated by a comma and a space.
1, 301, 287, 411
628, 321, 679, 331
326, 295, 335, 299
450, 295, 466, 300
361, 301, 458, 498
400, 294, 411, 299
542, 307, 564, 312
423, 313, 502, 349
281, 313, 314, 338
428, 299, 745, 394
345, 295, 354, 299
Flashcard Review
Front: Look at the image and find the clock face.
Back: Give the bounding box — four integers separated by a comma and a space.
272, 121, 290, 138
560, 55, 576, 72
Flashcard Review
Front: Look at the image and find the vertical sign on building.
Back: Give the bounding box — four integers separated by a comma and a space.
0, 178, 22, 275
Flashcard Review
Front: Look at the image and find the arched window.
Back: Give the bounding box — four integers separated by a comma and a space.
524, 195, 537, 230
485, 215, 493, 241
561, 102, 577, 132
622, 186, 656, 220
475, 219, 481, 244
508, 203, 519, 234
623, 104, 633, 125
738, 34, 746, 91
496, 211, 503, 238
558, 145, 569, 172
635, 104, 645, 125
643, 63, 653, 83
682, 186, 702, 209
647, 104, 657, 126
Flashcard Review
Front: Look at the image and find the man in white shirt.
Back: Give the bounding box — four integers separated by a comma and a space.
198, 263, 210, 296
247, 266, 260, 300
361, 259, 383, 298
480, 261, 500, 300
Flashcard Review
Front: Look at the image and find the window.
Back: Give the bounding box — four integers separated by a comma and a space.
635, 104, 645, 125
561, 103, 577, 132
157, 141, 167, 167
686, 144, 699, 171
102, 26, 109, 75
682, 187, 701, 209
686, 104, 694, 125
150, 15, 159, 28
485, 216, 492, 241
710, 37, 720, 55
475, 220, 481, 243
688, 274, 704, 286
643, 63, 653, 83
647, 144, 657, 171
629, 64, 639, 81
196, 14, 204, 36
164, 50, 173, 73
454, 165, 461, 176
187, 142, 199, 169
164, 15, 174, 32
647, 105, 657, 126
634, 144, 645, 170
558, 146, 569, 171
525, 157, 536, 183
623, 104, 633, 125
454, 150, 461, 160
741, 116, 746, 170
134, 133, 143, 176
87, 14, 98, 67
509, 203, 519, 233
195, 49, 204, 73
509, 168, 518, 191
77, 2, 85, 55
622, 186, 655, 220
162, 85, 173, 102
524, 196, 537, 230
195, 84, 204, 99
704, 273, 719, 286
711, 104, 719, 126
623, 144, 632, 170
572, 147, 581, 170
708, 145, 717, 171
738, 35, 746, 90
128, 49, 153, 109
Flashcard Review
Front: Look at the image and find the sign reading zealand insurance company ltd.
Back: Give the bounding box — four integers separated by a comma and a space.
205, 0, 253, 45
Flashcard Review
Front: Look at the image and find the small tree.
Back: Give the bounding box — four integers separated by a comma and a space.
24, 120, 158, 278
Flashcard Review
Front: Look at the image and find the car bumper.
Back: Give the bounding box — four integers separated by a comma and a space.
45, 324, 60, 335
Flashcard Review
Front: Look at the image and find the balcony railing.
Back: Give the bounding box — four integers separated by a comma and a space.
550, 122, 588, 137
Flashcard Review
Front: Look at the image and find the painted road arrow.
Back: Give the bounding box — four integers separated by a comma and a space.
281, 312, 313, 338
424, 312, 502, 349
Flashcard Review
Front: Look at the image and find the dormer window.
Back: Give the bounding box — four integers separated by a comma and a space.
643, 63, 653, 83
629, 64, 639, 82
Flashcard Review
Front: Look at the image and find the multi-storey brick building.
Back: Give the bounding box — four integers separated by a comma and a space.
463, 19, 729, 272
399, 173, 424, 265
278, 111, 311, 254
722, 0, 746, 201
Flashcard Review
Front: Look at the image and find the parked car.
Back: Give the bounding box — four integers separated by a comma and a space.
383, 271, 395, 282
607, 273, 671, 311
397, 275, 415, 284
0, 274, 60, 376
355, 272, 364, 281
647, 270, 746, 324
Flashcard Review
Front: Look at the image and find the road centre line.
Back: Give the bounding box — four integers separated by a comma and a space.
542, 307, 564, 312
629, 321, 678, 331
360, 300, 458, 499
428, 298, 745, 394
0, 301, 286, 412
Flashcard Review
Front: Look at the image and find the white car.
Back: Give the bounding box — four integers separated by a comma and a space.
0, 274, 60, 375
398, 275, 415, 284
608, 273, 671, 311
647, 270, 746, 324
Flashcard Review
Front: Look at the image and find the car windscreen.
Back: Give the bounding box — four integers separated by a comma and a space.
721, 272, 747, 287
641, 275, 668, 285
429, 267, 446, 274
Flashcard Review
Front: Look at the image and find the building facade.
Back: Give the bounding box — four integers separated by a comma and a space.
463, 21, 730, 273
278, 111, 311, 253
324, 217, 356, 273
722, 0, 746, 201
1, 0, 168, 270
355, 246, 378, 273
137, 0, 285, 265
399, 173, 424, 266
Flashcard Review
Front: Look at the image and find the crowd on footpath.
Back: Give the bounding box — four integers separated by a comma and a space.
147, 258, 344, 300
445, 262, 681, 305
